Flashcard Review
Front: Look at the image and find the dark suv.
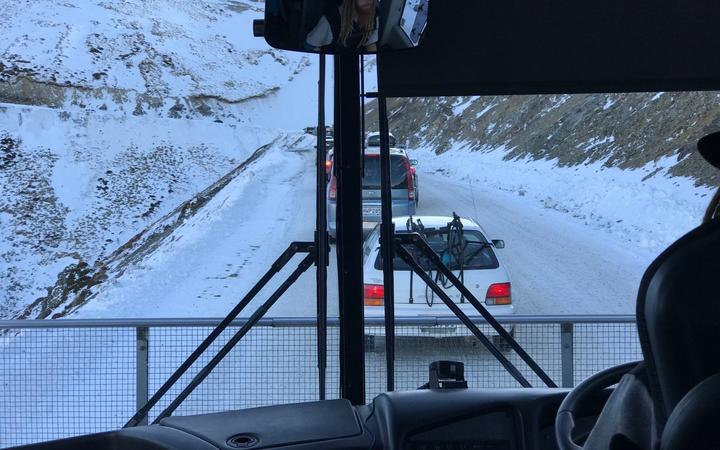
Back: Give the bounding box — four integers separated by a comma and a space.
327, 148, 416, 240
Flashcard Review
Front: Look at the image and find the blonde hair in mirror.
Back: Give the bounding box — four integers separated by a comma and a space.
339, 0, 375, 49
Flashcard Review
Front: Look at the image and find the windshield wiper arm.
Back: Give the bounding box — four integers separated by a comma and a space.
124, 242, 315, 428
152, 252, 316, 424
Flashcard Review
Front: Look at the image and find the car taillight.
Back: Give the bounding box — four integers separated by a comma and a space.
364, 284, 384, 306
404, 158, 415, 200
328, 176, 337, 200
485, 282, 511, 305
325, 159, 332, 174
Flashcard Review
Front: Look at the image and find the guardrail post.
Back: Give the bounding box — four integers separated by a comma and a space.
136, 326, 149, 425
560, 322, 574, 388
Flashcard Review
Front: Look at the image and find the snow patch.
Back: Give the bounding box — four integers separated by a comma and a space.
546, 94, 571, 111
475, 102, 497, 118
651, 92, 665, 101
602, 98, 616, 110
581, 135, 615, 151
451, 97, 474, 116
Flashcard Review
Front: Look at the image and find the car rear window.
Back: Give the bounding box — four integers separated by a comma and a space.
363, 154, 409, 189
367, 134, 397, 147
374, 229, 500, 271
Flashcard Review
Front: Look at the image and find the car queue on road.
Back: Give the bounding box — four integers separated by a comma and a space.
310, 128, 516, 340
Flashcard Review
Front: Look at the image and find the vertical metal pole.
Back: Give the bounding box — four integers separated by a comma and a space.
136, 327, 149, 425
315, 54, 328, 401
334, 53, 365, 405
378, 95, 395, 391
561, 322, 574, 388
360, 55, 366, 162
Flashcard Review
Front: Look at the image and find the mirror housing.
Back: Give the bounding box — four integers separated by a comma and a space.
262, 0, 428, 55
253, 19, 265, 37
409, 159, 418, 166
492, 240, 505, 249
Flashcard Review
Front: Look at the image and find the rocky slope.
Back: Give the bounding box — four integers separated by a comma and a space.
368, 92, 720, 186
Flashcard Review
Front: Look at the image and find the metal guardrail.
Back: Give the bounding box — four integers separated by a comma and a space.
0, 315, 640, 448
0, 314, 636, 328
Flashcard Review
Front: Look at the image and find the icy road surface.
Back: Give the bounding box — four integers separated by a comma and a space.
77, 144, 656, 318
415, 172, 656, 315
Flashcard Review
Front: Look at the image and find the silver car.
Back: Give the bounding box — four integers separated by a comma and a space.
328, 147, 416, 240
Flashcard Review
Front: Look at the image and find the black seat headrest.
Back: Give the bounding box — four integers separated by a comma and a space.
698, 130, 720, 170
660, 373, 720, 450
636, 217, 720, 434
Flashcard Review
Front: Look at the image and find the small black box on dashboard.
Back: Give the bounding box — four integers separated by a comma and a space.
429, 360, 467, 389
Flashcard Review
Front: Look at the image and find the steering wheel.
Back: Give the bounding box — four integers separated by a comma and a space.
555, 361, 640, 450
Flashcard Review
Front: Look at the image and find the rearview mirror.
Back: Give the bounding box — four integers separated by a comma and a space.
492, 240, 505, 249
261, 0, 428, 54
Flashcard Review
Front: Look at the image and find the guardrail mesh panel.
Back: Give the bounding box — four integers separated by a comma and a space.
147, 325, 341, 421
573, 322, 642, 384
0, 327, 135, 448
0, 317, 639, 448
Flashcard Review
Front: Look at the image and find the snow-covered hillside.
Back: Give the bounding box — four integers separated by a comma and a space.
1, 103, 287, 318
0, 0, 316, 122
0, 0, 328, 318
72, 135, 323, 319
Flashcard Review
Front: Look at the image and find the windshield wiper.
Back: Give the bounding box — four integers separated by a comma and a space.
125, 242, 316, 427
462, 242, 493, 265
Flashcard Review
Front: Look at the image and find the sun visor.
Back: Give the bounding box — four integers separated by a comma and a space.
377, 0, 720, 97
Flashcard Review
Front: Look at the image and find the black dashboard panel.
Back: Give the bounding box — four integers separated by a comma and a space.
12, 389, 610, 450
404, 409, 520, 449
372, 389, 569, 450
160, 399, 363, 450
373, 388, 609, 450
6, 425, 220, 450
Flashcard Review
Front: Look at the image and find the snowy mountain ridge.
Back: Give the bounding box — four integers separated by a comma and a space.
371, 93, 720, 186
